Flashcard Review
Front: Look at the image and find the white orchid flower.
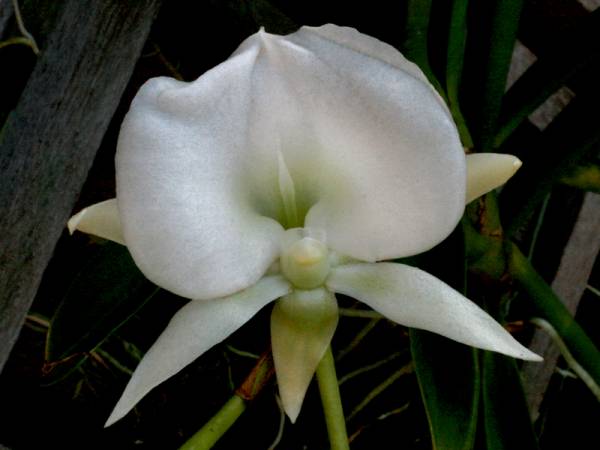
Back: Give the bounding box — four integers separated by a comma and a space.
68, 24, 540, 426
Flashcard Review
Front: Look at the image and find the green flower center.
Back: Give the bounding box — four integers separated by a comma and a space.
281, 235, 330, 289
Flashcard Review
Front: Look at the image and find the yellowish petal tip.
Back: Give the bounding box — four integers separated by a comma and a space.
67, 209, 85, 235
513, 157, 523, 170
286, 405, 301, 424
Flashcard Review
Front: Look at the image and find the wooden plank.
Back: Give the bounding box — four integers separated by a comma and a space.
0, 0, 162, 372
522, 192, 600, 419
0, 0, 14, 38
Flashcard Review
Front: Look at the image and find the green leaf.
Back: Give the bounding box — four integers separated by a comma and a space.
476, 0, 524, 151
560, 161, 600, 194
403, 0, 446, 98
495, 9, 600, 147
500, 88, 600, 235
445, 0, 473, 147
508, 243, 600, 384
482, 352, 539, 450
46, 242, 158, 362
411, 331, 479, 450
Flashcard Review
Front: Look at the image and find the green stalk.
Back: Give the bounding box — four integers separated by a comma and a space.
316, 346, 349, 450
179, 396, 246, 450
179, 352, 275, 450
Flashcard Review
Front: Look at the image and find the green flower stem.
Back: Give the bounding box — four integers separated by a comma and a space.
179, 396, 246, 450
179, 352, 275, 450
315, 346, 350, 450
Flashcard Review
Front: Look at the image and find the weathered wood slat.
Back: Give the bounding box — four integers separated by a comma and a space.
0, 0, 14, 38
0, 0, 162, 372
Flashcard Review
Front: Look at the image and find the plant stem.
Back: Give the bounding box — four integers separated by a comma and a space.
315, 346, 349, 450
179, 352, 275, 450
179, 396, 246, 450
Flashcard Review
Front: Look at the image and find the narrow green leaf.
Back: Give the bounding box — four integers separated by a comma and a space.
508, 243, 600, 384
477, 0, 524, 151
482, 352, 539, 450
495, 9, 600, 147
411, 331, 479, 450
403, 0, 446, 98
46, 242, 158, 361
500, 89, 600, 235
446, 0, 473, 148
560, 161, 600, 194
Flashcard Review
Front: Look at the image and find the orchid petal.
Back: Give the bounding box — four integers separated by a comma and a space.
271, 288, 338, 422
466, 153, 522, 203
116, 50, 285, 300
326, 263, 541, 361
279, 25, 466, 261
105, 275, 291, 427
118, 25, 466, 295
67, 199, 125, 245
300, 25, 450, 116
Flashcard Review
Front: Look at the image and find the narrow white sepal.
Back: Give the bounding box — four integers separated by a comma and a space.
326, 263, 542, 361
67, 199, 125, 245
466, 153, 522, 204
271, 288, 338, 422
105, 275, 291, 427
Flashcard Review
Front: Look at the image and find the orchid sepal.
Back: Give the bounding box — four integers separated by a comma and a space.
271, 288, 339, 422
465, 153, 523, 204
67, 198, 125, 245
104, 274, 291, 427
326, 262, 542, 362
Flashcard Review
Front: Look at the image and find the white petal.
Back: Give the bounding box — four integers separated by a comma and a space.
67, 199, 125, 245
116, 49, 286, 300
105, 275, 291, 427
302, 24, 450, 116
259, 25, 465, 261
466, 153, 522, 204
271, 288, 338, 422
117, 24, 466, 300
326, 263, 541, 361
